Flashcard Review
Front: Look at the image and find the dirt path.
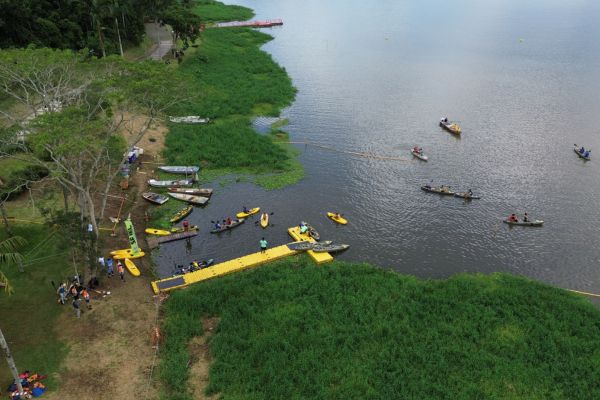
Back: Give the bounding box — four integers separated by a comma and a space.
145, 22, 173, 61
44, 118, 170, 400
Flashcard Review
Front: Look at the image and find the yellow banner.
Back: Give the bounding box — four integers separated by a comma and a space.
124, 218, 140, 255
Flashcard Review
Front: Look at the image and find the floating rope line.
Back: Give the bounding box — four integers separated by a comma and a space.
286, 141, 409, 162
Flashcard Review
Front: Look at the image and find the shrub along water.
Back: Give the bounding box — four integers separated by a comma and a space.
163, 0, 300, 190
159, 258, 600, 399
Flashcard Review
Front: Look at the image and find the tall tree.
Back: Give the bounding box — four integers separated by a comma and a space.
0, 236, 26, 294
0, 328, 23, 393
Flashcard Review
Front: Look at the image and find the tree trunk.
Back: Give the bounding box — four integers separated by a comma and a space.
0, 202, 13, 237
84, 190, 99, 239
99, 164, 114, 221
62, 184, 69, 212
115, 17, 124, 57
0, 328, 23, 393
97, 23, 106, 58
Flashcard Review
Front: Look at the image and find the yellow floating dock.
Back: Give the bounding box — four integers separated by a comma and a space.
151, 243, 298, 294
287, 226, 334, 264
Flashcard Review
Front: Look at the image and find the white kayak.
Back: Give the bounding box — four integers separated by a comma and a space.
158, 166, 200, 174
167, 192, 209, 205
503, 219, 544, 226
147, 179, 194, 188
411, 149, 428, 161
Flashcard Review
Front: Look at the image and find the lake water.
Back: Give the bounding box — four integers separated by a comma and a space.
155, 0, 600, 294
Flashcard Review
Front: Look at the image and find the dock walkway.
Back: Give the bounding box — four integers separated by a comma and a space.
147, 231, 198, 249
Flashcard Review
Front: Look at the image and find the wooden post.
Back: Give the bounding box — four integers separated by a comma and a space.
0, 328, 23, 393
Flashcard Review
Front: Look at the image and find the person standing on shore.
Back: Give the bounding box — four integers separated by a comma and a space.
260, 238, 268, 253
57, 283, 67, 305
81, 288, 91, 310
106, 258, 114, 278
72, 298, 81, 319
117, 261, 125, 282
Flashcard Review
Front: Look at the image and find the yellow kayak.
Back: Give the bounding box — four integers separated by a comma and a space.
110, 248, 135, 256
145, 228, 171, 236
124, 258, 141, 276
112, 251, 145, 260
327, 212, 348, 225
260, 213, 269, 228
236, 207, 260, 219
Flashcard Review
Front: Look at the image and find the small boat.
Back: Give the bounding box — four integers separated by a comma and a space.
210, 218, 245, 233
327, 212, 348, 225
260, 213, 269, 228
170, 225, 199, 234
169, 205, 194, 223
300, 221, 320, 241
124, 258, 141, 276
312, 243, 350, 253
454, 192, 481, 200
236, 207, 260, 218
172, 259, 215, 276
145, 228, 171, 236
112, 251, 145, 260
574, 146, 591, 160
504, 219, 544, 227
440, 119, 461, 135
158, 166, 200, 174
421, 185, 455, 195
167, 192, 209, 206
142, 192, 169, 205
168, 187, 213, 197
148, 179, 195, 188
410, 148, 428, 161
169, 116, 210, 124
287, 240, 333, 251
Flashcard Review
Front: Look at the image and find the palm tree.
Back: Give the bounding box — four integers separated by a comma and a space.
0, 236, 26, 294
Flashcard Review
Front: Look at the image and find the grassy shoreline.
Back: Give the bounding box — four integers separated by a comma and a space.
159, 257, 600, 399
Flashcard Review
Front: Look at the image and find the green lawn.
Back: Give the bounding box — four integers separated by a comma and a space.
160, 257, 600, 399
0, 226, 71, 389
194, 0, 254, 23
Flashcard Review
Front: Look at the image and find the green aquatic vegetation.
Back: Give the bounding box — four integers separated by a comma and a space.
193, 0, 254, 23
159, 258, 600, 399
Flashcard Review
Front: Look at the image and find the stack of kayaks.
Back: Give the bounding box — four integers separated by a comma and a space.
168, 187, 213, 197
148, 179, 194, 188
167, 192, 209, 206
110, 248, 145, 260
210, 218, 245, 233
440, 119, 461, 134
260, 213, 269, 228
327, 212, 348, 225
236, 207, 260, 218
169, 205, 194, 223
142, 192, 169, 205
158, 166, 200, 174
421, 186, 455, 195
503, 219, 544, 226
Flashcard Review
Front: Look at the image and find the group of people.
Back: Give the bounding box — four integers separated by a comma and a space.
56, 278, 92, 318
578, 146, 591, 158
98, 256, 126, 281
413, 146, 423, 154
507, 213, 530, 223
5, 371, 47, 399
214, 216, 240, 230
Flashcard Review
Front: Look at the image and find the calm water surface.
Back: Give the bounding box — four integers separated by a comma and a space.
155, 0, 600, 293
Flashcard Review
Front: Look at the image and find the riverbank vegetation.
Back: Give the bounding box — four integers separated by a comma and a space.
194, 0, 254, 23
160, 258, 600, 399
161, 0, 302, 191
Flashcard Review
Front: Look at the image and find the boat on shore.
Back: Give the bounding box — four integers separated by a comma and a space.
142, 192, 169, 205
440, 119, 461, 135
158, 166, 200, 174
504, 219, 544, 226
411, 148, 428, 161
145, 228, 171, 236
168, 116, 210, 124
167, 193, 209, 206
168, 187, 213, 197
210, 218, 245, 233
148, 179, 195, 188
169, 205, 194, 223
421, 185, 455, 195
573, 146, 591, 160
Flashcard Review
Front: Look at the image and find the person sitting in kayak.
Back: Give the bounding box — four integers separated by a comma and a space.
300, 224, 309, 234
441, 185, 450, 193
467, 189, 473, 197
584, 151, 590, 158
336, 213, 342, 219
214, 222, 222, 230
242, 206, 249, 214
508, 214, 518, 222
413, 146, 421, 154
579, 146, 585, 154
523, 213, 529, 222
226, 216, 232, 226
424, 183, 432, 189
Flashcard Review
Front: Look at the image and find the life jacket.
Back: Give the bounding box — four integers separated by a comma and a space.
82, 290, 90, 300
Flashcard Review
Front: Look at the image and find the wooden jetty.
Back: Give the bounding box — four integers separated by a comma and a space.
214, 19, 283, 28
147, 231, 198, 249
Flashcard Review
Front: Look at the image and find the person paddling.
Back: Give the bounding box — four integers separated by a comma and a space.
523, 213, 529, 222
508, 213, 518, 222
